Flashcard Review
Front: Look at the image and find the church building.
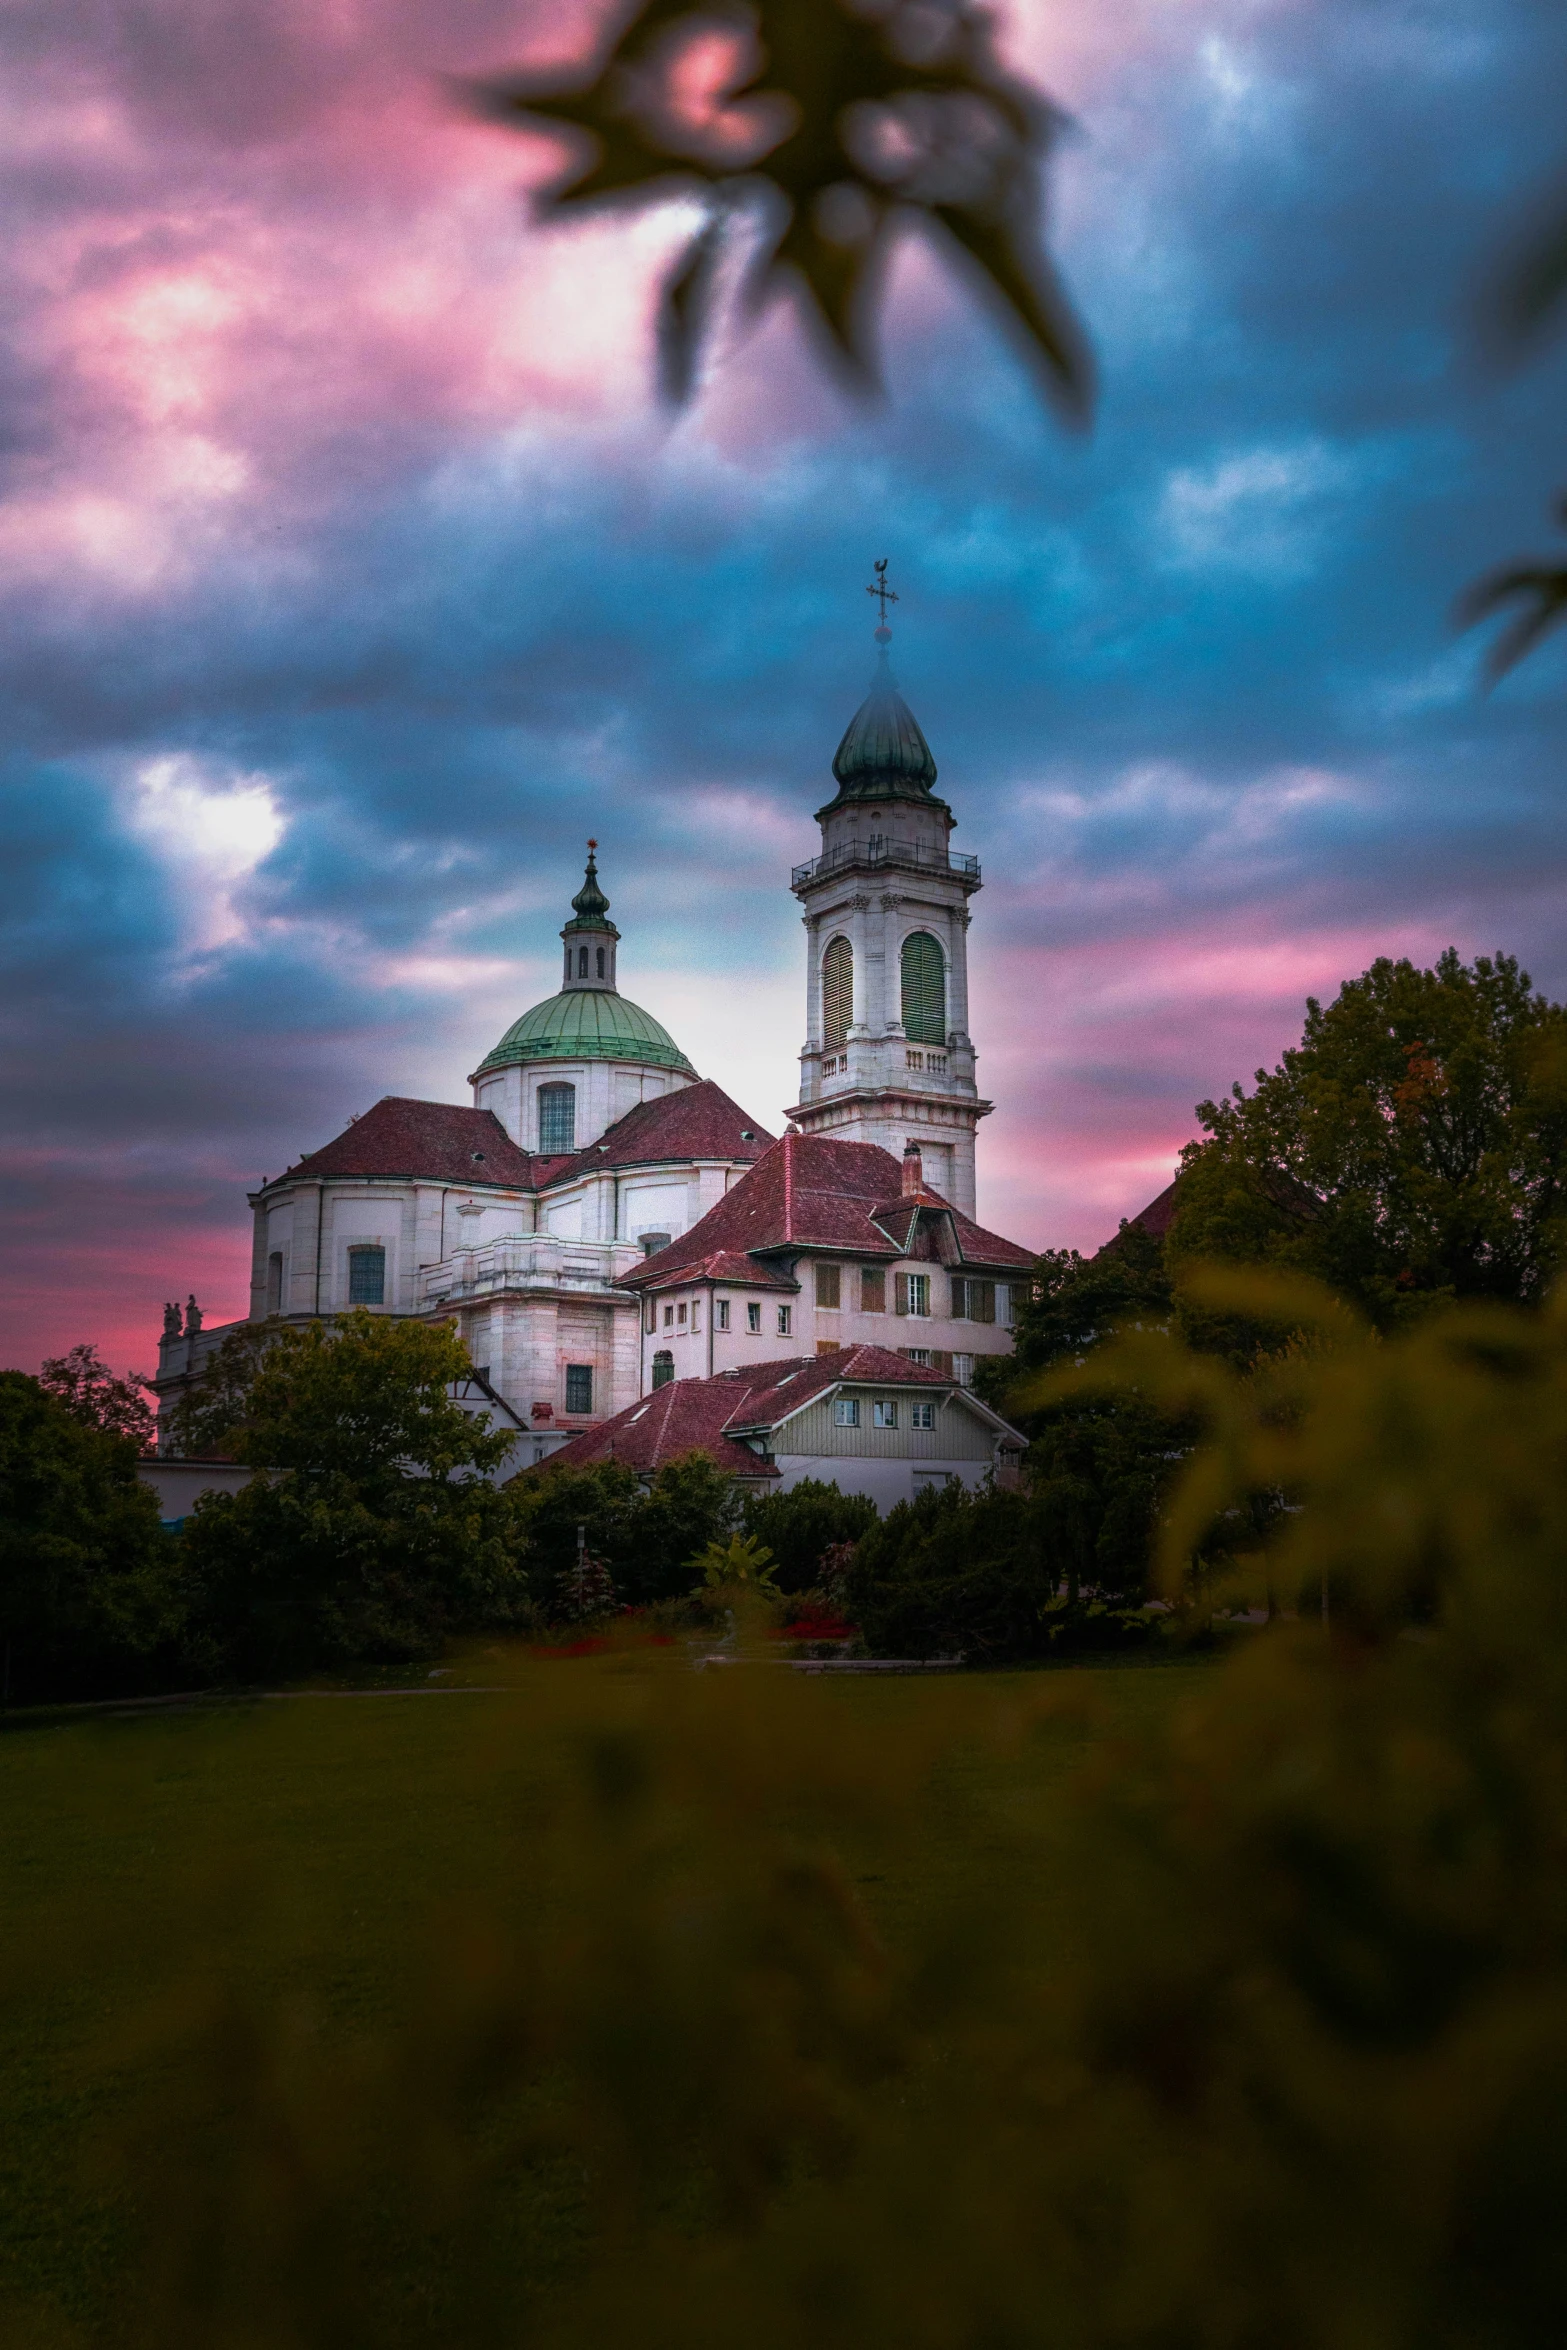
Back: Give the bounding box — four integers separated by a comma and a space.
152, 600, 1035, 1478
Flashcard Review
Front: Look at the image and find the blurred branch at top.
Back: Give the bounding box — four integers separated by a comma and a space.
466, 0, 1093, 415
1461, 179, 1567, 685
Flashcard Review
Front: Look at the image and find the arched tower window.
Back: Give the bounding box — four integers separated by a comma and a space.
651, 1349, 674, 1389
596, 946, 605, 977
822, 935, 853, 1049
538, 1083, 576, 1154
900, 931, 946, 1044
578, 944, 589, 977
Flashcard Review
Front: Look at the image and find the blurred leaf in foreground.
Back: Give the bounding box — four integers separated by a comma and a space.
471, 0, 1093, 413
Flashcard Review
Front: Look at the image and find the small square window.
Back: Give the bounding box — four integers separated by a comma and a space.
777, 1305, 792, 1335
747, 1302, 762, 1333
716, 1299, 730, 1331
834, 1396, 860, 1427
678, 1302, 687, 1326
860, 1268, 885, 1313
911, 1401, 935, 1430
872, 1399, 898, 1429
664, 1304, 674, 1329
564, 1363, 593, 1414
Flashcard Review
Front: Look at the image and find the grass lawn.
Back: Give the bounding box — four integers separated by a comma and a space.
0, 1649, 1216, 2343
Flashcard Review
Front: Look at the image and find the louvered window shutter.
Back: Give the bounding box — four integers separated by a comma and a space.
822, 937, 853, 1049
900, 932, 946, 1044
974, 1281, 996, 1325
894, 1274, 909, 1316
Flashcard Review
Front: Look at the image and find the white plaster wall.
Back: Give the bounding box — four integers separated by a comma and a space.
619, 1177, 693, 1242
543, 1196, 582, 1239
774, 1455, 998, 1508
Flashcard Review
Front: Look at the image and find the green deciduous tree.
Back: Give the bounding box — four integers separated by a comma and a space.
740, 1476, 878, 1593
0, 1371, 180, 1700
1170, 948, 1567, 1325
978, 1220, 1189, 1606
38, 1342, 157, 1452
505, 1447, 740, 1612
180, 1314, 525, 1678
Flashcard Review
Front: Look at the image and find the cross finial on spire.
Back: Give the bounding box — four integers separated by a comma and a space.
866, 557, 898, 634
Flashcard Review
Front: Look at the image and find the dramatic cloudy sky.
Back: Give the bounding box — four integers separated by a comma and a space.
3, 0, 1566, 1375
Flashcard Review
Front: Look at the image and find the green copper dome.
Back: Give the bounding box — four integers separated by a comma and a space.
474, 988, 696, 1078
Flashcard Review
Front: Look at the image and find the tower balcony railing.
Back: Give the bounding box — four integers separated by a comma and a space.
791, 838, 981, 891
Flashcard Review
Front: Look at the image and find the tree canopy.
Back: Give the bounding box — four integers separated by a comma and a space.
1168, 949, 1567, 1324
38, 1342, 157, 1452
0, 1371, 178, 1699
179, 1313, 525, 1677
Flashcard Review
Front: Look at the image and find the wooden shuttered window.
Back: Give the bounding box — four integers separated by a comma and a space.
860, 1267, 885, 1313
895, 1272, 931, 1317
952, 1276, 996, 1323
822, 936, 853, 1048
900, 931, 945, 1045
815, 1262, 841, 1309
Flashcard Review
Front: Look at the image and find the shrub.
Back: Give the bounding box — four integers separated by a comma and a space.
0, 1370, 183, 1699
740, 1478, 879, 1593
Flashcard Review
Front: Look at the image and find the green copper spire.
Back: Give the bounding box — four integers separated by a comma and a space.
563, 839, 617, 935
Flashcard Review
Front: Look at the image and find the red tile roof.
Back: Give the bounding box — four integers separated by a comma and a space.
522, 1344, 1001, 1482
541, 1079, 771, 1188
639, 1249, 796, 1293
621, 1130, 1033, 1288
274, 1097, 537, 1189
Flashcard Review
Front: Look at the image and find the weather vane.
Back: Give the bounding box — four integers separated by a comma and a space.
866, 557, 899, 630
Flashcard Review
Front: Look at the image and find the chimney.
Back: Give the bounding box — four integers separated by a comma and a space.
902, 1141, 923, 1198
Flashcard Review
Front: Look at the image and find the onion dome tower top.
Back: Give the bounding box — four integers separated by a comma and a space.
819, 561, 950, 820
563, 841, 616, 940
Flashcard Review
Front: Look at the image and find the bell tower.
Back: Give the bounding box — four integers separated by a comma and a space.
787, 567, 989, 1217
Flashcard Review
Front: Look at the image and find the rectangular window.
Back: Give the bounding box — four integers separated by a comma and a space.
716, 1298, 730, 1331
872, 1399, 898, 1429
901, 1348, 932, 1366
997, 1284, 1013, 1326
777, 1305, 792, 1336
664, 1304, 674, 1329
678, 1302, 687, 1326
815, 1262, 840, 1310
691, 1301, 701, 1331
834, 1396, 860, 1427
817, 1338, 844, 1355
950, 1277, 995, 1323
953, 1353, 975, 1386
860, 1267, 885, 1313
564, 1363, 593, 1414
747, 1302, 762, 1333
347, 1245, 385, 1305
645, 1300, 657, 1335
896, 1272, 930, 1318
911, 1401, 936, 1430
537, 1083, 576, 1155
266, 1251, 283, 1314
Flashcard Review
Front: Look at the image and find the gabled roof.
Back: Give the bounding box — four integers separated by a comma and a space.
522, 1345, 1021, 1483
642, 1250, 797, 1293
620, 1130, 1033, 1289
540, 1080, 772, 1189
269, 1098, 537, 1190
